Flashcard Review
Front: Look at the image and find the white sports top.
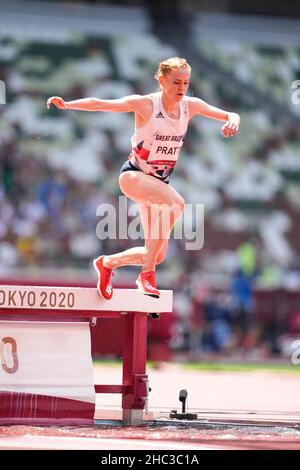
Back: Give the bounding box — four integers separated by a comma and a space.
128, 92, 190, 183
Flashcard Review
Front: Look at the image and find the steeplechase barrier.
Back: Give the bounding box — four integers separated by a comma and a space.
0, 285, 173, 426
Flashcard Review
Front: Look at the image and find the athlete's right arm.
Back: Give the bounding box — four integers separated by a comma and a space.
46, 94, 146, 113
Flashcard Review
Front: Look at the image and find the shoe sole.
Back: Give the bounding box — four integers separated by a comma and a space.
93, 258, 111, 300
135, 279, 160, 299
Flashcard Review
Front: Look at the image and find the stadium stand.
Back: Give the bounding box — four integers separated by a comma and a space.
1, 1, 300, 357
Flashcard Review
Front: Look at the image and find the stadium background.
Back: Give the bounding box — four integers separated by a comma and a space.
1, 0, 300, 362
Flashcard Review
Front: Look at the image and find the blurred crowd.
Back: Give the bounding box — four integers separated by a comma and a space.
1, 8, 300, 360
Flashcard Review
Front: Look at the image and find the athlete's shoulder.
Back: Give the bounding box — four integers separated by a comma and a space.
185, 96, 201, 104
142, 93, 156, 102
184, 95, 197, 109
133, 94, 154, 123
130, 93, 153, 105
185, 96, 207, 118
138, 94, 154, 113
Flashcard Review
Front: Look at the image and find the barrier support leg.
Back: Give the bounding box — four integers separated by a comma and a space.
122, 312, 148, 425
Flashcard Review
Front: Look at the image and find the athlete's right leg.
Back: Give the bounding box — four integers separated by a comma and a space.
116, 171, 184, 266
139, 198, 184, 272
133, 202, 171, 297
139, 203, 169, 265
120, 172, 184, 297
94, 171, 184, 298
101, 189, 170, 270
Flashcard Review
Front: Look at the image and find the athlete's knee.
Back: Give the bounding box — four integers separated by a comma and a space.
156, 251, 166, 265
161, 196, 185, 213
176, 196, 185, 213
171, 196, 185, 217
119, 172, 136, 194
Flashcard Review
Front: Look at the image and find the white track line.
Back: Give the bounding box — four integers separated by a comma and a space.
0, 435, 229, 450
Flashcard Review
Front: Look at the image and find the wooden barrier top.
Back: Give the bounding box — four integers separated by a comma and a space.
0, 285, 173, 314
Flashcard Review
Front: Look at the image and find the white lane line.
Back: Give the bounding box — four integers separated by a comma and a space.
0, 435, 228, 450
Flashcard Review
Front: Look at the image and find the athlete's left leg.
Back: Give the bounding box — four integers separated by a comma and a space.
100, 203, 168, 269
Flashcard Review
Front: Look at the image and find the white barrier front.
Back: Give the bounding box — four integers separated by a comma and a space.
0, 320, 95, 425
0, 285, 173, 425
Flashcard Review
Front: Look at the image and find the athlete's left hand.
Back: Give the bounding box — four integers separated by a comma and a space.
221, 113, 240, 138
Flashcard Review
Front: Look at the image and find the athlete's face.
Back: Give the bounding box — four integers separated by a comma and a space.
161, 68, 190, 101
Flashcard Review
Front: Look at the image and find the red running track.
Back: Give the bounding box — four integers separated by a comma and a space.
0, 364, 300, 450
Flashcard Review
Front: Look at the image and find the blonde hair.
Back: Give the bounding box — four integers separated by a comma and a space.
155, 57, 191, 81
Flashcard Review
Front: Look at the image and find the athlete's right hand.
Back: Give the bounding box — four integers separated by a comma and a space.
47, 96, 67, 110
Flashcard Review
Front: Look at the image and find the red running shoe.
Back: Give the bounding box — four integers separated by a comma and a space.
93, 256, 114, 300
136, 271, 160, 298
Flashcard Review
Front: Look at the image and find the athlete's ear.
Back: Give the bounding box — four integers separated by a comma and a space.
158, 75, 165, 90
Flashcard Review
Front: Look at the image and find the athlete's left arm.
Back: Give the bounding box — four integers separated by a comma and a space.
188, 97, 240, 138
